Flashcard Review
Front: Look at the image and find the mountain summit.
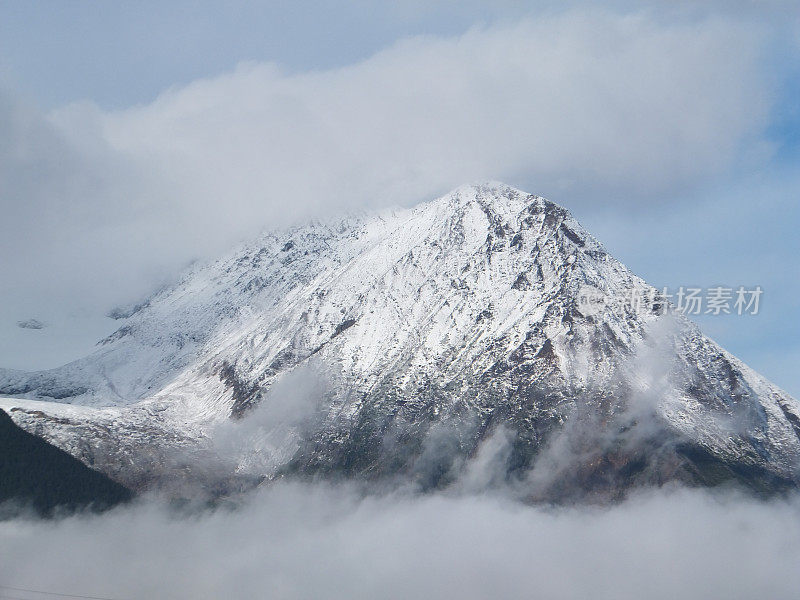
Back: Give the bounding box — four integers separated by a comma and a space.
2, 183, 799, 500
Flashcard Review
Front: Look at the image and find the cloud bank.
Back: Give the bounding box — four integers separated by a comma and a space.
0, 10, 776, 324
93, 12, 770, 209
2, 485, 800, 600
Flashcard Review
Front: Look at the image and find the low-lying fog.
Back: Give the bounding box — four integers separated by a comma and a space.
2, 484, 800, 600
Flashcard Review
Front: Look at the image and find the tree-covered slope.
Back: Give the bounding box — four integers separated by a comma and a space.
0, 409, 132, 517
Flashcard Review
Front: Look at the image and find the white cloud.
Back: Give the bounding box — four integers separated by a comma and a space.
2, 485, 800, 599
93, 11, 770, 212
0, 8, 779, 367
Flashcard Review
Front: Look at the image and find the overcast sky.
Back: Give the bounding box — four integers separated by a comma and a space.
0, 1, 798, 396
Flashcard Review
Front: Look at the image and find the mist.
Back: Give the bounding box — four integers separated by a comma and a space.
2, 484, 800, 600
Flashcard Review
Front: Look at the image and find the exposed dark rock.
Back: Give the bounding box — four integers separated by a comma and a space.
512, 273, 531, 290
332, 318, 357, 338
219, 363, 260, 419
559, 223, 586, 247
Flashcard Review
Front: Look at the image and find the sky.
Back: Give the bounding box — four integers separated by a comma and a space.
0, 1, 798, 395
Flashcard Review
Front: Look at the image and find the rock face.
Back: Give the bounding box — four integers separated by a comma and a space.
1, 183, 798, 500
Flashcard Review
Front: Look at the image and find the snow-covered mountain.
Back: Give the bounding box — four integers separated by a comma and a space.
2, 183, 799, 499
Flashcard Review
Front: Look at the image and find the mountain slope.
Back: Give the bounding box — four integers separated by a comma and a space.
0, 409, 132, 517
1, 183, 798, 499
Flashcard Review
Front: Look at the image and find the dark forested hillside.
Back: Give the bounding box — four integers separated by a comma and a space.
0, 409, 132, 518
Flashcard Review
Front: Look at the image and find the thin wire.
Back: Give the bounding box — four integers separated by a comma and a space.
0, 586, 124, 600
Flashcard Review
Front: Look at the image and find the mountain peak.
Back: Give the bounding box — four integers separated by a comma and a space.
427, 182, 569, 227
435, 180, 537, 207
1, 184, 799, 500
448, 180, 524, 196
